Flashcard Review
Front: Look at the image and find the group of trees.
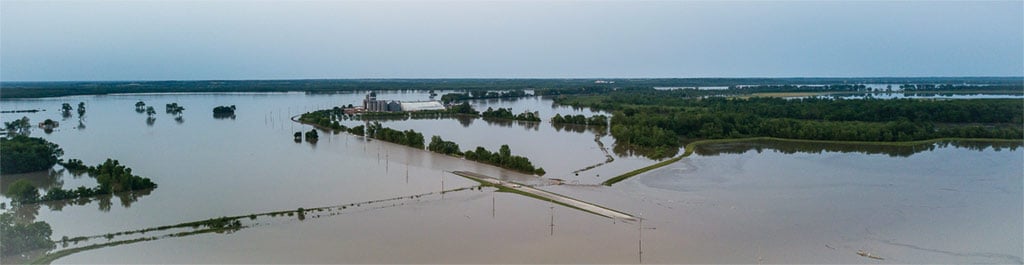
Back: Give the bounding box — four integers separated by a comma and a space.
5, 159, 157, 205
462, 145, 545, 175
165, 103, 185, 115
213, 105, 236, 119
481, 107, 541, 122
293, 129, 320, 143
0, 135, 64, 174
90, 159, 157, 194
299, 108, 347, 132
60, 159, 89, 171
550, 114, 608, 126
427, 135, 462, 156
304, 129, 319, 142
367, 122, 425, 149
448, 102, 479, 115
348, 125, 365, 136
693, 97, 1022, 124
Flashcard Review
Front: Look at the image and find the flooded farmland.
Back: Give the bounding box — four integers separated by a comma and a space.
1, 91, 1021, 263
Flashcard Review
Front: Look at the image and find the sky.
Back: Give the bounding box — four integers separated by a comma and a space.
1, 1, 1022, 81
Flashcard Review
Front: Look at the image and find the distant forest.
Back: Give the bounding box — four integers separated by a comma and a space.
2, 77, 1021, 98
557, 93, 1023, 158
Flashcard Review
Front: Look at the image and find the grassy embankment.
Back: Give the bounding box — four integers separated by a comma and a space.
601, 137, 1024, 186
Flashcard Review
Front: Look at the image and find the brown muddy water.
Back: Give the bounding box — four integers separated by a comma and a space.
1, 92, 1021, 263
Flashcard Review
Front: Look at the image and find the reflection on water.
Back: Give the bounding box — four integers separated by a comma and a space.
612, 142, 681, 159
455, 115, 474, 127
692, 139, 1022, 157
1, 169, 64, 193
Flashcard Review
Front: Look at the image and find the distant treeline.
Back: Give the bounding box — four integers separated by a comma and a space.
557, 92, 1024, 159
3, 77, 1021, 98
440, 90, 529, 103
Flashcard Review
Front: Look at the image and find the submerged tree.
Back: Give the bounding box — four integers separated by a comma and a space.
61, 103, 74, 117
77, 102, 86, 117
135, 101, 146, 113
165, 102, 185, 115
213, 105, 236, 119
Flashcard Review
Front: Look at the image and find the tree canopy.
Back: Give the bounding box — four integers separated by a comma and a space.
0, 135, 63, 174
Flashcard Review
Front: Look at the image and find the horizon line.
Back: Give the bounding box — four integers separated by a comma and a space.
3, 76, 1023, 83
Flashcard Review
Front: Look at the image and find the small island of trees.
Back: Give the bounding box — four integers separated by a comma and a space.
135, 101, 147, 113
213, 105, 236, 119
165, 102, 185, 115
551, 114, 608, 126
6, 159, 157, 205
481, 107, 541, 122
463, 145, 545, 175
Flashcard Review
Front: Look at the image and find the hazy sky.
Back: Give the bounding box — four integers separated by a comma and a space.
1, 1, 1022, 81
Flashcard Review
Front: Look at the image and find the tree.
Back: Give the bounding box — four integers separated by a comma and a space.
61, 103, 74, 117
77, 102, 86, 117
135, 101, 146, 113
499, 145, 511, 158
305, 129, 319, 142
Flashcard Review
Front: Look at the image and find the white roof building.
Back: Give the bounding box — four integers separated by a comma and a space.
399, 101, 445, 112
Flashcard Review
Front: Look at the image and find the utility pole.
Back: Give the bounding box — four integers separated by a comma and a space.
549, 206, 555, 236
639, 215, 643, 264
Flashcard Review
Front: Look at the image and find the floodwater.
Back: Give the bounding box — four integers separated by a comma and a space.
1, 92, 1021, 264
